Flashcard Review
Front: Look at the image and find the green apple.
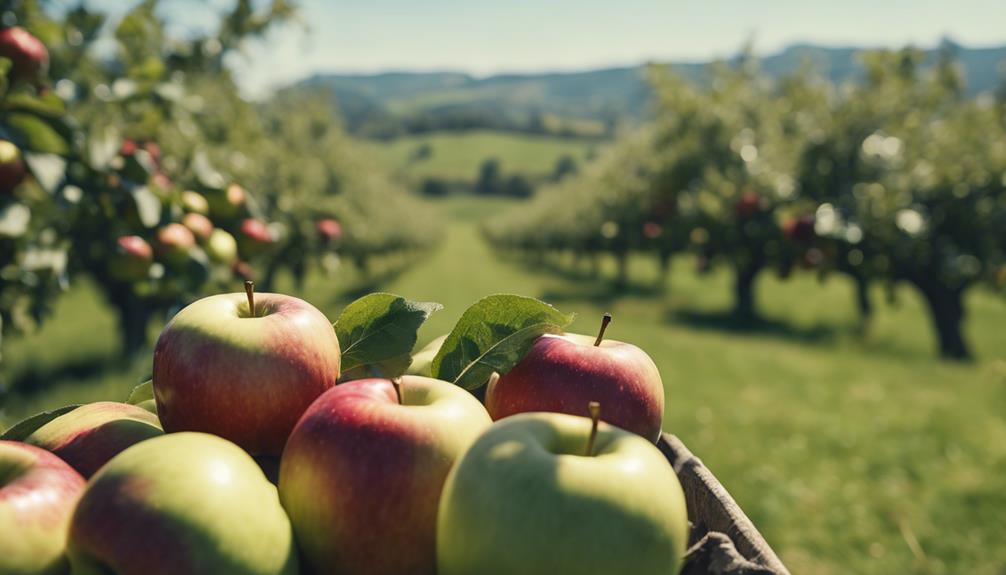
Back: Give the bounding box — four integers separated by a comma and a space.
206, 183, 247, 219
0, 440, 86, 575
405, 334, 447, 377
205, 228, 238, 264
24, 401, 162, 478
67, 432, 298, 575
0, 139, 26, 195
279, 376, 492, 575
437, 411, 689, 575
153, 287, 341, 455
181, 190, 210, 215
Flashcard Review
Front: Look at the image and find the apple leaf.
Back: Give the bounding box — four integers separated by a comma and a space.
0, 404, 81, 441
126, 380, 154, 406
432, 294, 575, 390
334, 293, 443, 378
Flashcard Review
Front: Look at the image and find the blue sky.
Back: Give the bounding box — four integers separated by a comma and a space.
91, 0, 1006, 97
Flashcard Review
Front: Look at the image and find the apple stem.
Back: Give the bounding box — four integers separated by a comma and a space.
245, 280, 256, 318
585, 401, 601, 456
391, 377, 402, 404
593, 313, 612, 347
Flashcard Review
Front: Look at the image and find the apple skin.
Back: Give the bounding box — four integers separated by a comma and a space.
405, 334, 448, 377
487, 332, 665, 442
24, 401, 163, 478
316, 218, 342, 242
152, 292, 340, 455
0, 27, 48, 83
0, 139, 26, 195
437, 412, 689, 575
67, 432, 298, 575
0, 440, 86, 575
182, 212, 214, 242
205, 228, 239, 264
109, 235, 153, 282
279, 376, 492, 575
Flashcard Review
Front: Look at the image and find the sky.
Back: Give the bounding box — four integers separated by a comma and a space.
90, 0, 1006, 97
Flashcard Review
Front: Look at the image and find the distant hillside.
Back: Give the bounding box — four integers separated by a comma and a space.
290, 41, 1006, 139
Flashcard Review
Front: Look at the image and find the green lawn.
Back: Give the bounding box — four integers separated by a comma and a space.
362, 130, 597, 182
3, 195, 1005, 575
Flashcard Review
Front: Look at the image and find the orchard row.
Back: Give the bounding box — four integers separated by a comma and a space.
485, 50, 1006, 359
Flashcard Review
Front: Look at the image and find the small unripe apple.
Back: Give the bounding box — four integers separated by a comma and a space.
207, 183, 247, 218
181, 190, 210, 215
316, 218, 342, 243
0, 139, 26, 195
206, 228, 239, 264
0, 27, 49, 83
155, 223, 196, 266
238, 218, 274, 258
109, 235, 153, 282
182, 212, 214, 242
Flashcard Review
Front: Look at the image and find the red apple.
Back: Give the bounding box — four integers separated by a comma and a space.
316, 218, 342, 242
109, 235, 153, 282
238, 218, 274, 258
24, 402, 163, 478
154, 223, 195, 266
152, 286, 341, 455
0, 27, 48, 83
182, 212, 214, 242
119, 140, 138, 156
734, 190, 761, 220
0, 440, 86, 575
279, 376, 492, 575
487, 314, 665, 442
0, 139, 25, 195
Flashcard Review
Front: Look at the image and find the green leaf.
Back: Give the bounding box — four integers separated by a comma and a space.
0, 203, 30, 238
4, 92, 67, 118
1, 404, 81, 441
6, 113, 70, 155
23, 152, 66, 195
126, 380, 153, 406
334, 293, 443, 376
432, 294, 575, 390
129, 185, 162, 228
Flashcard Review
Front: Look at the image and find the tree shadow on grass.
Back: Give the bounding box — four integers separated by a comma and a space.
1, 355, 119, 400
667, 308, 842, 346
538, 281, 665, 308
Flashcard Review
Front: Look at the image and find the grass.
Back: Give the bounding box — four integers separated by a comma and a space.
362, 130, 597, 182
3, 194, 1005, 575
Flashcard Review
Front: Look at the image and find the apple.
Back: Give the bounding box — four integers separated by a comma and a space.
0, 27, 48, 83
119, 139, 138, 156
181, 190, 210, 215
238, 218, 274, 258
437, 410, 689, 575
316, 218, 342, 243
405, 334, 448, 377
734, 190, 761, 220
205, 228, 239, 264
67, 432, 298, 575
24, 401, 163, 478
182, 212, 214, 242
153, 285, 340, 455
0, 139, 26, 195
487, 314, 665, 442
0, 440, 86, 575
784, 214, 816, 243
207, 183, 247, 218
109, 235, 153, 282
279, 376, 492, 575
154, 223, 196, 267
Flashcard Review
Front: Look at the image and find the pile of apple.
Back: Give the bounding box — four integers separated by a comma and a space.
1, 286, 689, 575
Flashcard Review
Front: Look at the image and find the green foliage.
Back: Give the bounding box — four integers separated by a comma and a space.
334, 293, 442, 377
432, 294, 574, 390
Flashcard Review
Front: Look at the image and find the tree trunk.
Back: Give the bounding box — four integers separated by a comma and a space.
657, 251, 672, 290
733, 262, 761, 323
117, 296, 153, 359
854, 273, 872, 322
913, 278, 970, 360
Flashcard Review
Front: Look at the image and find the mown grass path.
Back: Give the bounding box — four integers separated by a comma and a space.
4, 195, 1006, 575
